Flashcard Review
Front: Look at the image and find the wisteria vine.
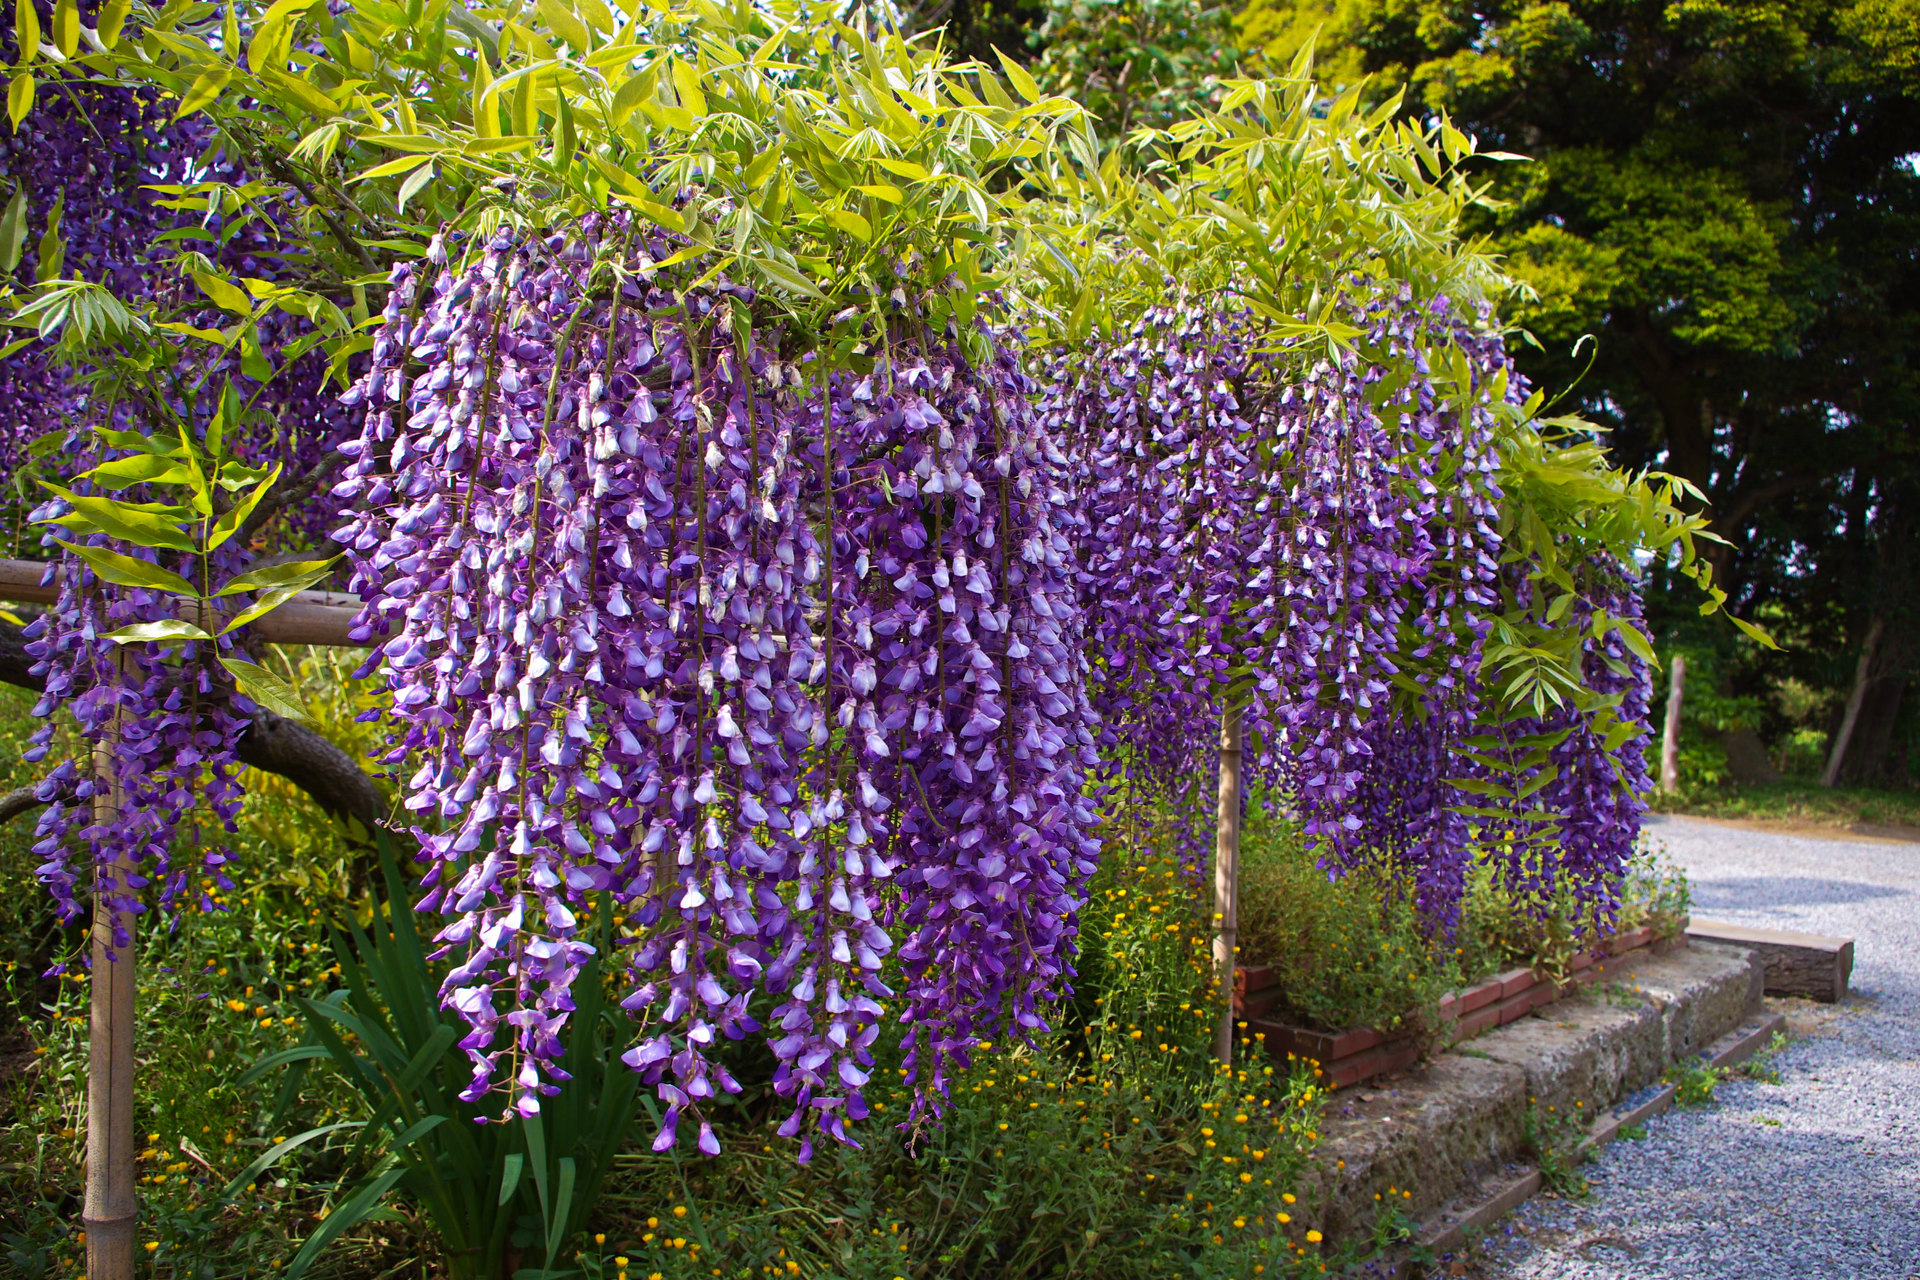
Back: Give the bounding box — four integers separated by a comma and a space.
333, 216, 1099, 1150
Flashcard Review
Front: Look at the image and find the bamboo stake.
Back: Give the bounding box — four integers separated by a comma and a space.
1212, 706, 1243, 1066
84, 648, 136, 1279
1658, 654, 1685, 793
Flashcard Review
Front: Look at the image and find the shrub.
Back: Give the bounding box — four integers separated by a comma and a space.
1235, 810, 1456, 1036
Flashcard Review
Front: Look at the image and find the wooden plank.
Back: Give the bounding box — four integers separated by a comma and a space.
1687, 920, 1853, 1002
1418, 1169, 1543, 1255
1706, 1011, 1788, 1071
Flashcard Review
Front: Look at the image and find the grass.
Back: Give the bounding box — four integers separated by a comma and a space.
1652, 779, 1920, 832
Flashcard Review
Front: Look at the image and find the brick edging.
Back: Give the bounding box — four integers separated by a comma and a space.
1236, 923, 1687, 1088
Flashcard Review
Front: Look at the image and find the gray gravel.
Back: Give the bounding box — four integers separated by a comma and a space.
1459, 813, 1920, 1280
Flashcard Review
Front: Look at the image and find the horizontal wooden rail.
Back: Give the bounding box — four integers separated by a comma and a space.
0, 557, 366, 647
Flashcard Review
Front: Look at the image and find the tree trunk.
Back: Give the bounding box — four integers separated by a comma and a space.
1212, 706, 1243, 1066
1823, 616, 1885, 788
1838, 674, 1907, 787
85, 652, 136, 1280
1659, 654, 1685, 792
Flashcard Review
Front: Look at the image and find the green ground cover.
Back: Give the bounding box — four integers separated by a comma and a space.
0, 679, 1359, 1279
1652, 780, 1920, 833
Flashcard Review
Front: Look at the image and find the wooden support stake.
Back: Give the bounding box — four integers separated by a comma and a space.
1658, 654, 1684, 793
85, 650, 136, 1279
1212, 706, 1243, 1066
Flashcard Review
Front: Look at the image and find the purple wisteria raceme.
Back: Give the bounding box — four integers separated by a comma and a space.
333, 217, 1100, 1153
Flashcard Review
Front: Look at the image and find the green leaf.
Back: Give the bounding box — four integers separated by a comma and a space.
497, 1152, 525, 1206
824, 209, 871, 241
0, 184, 28, 272
213, 1122, 363, 1205
214, 556, 339, 597
671, 58, 706, 116
12, 0, 38, 64
259, 66, 338, 119
35, 484, 195, 550
220, 656, 310, 720
176, 67, 234, 120
994, 48, 1040, 104
98, 0, 131, 47
536, 0, 593, 53
207, 462, 285, 550
395, 160, 434, 214
193, 271, 255, 316
750, 256, 824, 300
82, 452, 191, 489
53, 541, 198, 596
234, 1044, 333, 1089
51, 0, 78, 57
283, 1125, 441, 1279
33, 188, 63, 282
218, 582, 310, 635
608, 69, 653, 127
354, 152, 433, 183
104, 619, 214, 645
8, 73, 38, 130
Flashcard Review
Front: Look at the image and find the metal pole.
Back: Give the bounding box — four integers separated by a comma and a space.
85, 648, 136, 1277
1212, 705, 1243, 1066
1658, 654, 1685, 793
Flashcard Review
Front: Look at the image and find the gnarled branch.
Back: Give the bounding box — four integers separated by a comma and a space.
0, 619, 384, 831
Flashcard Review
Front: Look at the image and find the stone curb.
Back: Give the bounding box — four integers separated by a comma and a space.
1412, 1006, 1789, 1266
1300, 942, 1764, 1261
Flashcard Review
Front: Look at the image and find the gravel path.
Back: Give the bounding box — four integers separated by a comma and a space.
1460, 814, 1920, 1280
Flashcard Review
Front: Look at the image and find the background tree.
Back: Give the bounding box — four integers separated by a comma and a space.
1234, 0, 1920, 784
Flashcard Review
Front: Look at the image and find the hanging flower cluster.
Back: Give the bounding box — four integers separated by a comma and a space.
333, 216, 1098, 1151
22, 538, 254, 933
1041, 280, 1659, 927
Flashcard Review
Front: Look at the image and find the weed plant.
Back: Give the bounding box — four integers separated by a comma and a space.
1664, 1059, 1721, 1108
0, 685, 1351, 1277
1235, 814, 1452, 1038
585, 847, 1341, 1280
1520, 1100, 1589, 1199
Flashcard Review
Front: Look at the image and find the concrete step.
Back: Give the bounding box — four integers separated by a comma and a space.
1687, 918, 1853, 1002
1297, 940, 1764, 1247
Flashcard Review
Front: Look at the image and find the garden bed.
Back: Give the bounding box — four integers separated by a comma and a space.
1235, 924, 1688, 1087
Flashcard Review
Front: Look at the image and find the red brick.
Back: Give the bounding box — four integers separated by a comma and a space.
1494, 989, 1538, 1026
1452, 1004, 1502, 1042
1326, 1026, 1385, 1059
1458, 977, 1504, 1014
1329, 1040, 1422, 1088
1497, 967, 1538, 999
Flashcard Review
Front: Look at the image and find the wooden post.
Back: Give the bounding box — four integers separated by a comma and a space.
1822, 617, 1885, 789
1658, 654, 1685, 793
85, 650, 136, 1278
1212, 706, 1243, 1066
